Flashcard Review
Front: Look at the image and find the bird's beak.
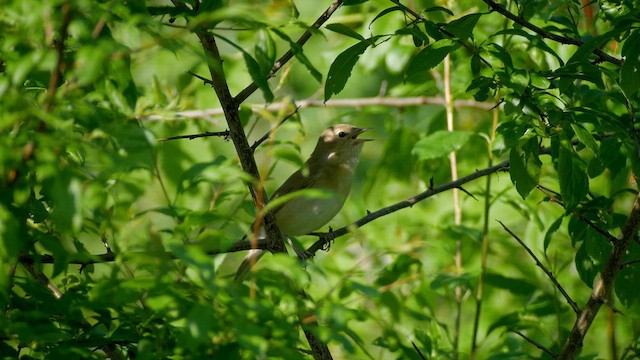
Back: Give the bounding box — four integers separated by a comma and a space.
353, 127, 373, 142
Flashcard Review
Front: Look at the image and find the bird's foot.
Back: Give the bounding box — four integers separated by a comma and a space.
320, 227, 336, 252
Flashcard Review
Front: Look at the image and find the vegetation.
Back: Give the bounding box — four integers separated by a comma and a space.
1, 0, 639, 358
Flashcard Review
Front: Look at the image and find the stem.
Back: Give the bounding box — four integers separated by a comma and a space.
471, 108, 499, 355
444, 54, 463, 357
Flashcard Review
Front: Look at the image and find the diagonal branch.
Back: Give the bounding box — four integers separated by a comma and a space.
19, 160, 511, 266
234, 0, 344, 104
196, 32, 287, 254
481, 0, 622, 66
510, 329, 558, 358
559, 191, 640, 359
307, 160, 510, 254
498, 221, 580, 314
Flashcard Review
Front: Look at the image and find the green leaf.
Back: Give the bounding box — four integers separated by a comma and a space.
412, 130, 473, 160
557, 143, 589, 212
215, 33, 274, 101
543, 216, 563, 252
443, 13, 482, 41
406, 39, 459, 79
509, 136, 542, 199
325, 23, 364, 40
570, 123, 599, 155
484, 272, 536, 296
620, 30, 640, 95
575, 242, 598, 287
424, 6, 454, 16
254, 28, 276, 75
369, 6, 402, 27
325, 38, 378, 101
242, 51, 274, 102
271, 29, 322, 83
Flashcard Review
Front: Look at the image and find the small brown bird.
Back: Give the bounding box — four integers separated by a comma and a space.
235, 124, 371, 281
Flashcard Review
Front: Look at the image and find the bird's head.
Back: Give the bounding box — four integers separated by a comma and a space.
311, 124, 372, 166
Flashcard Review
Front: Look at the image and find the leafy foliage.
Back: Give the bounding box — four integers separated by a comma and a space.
1, 0, 640, 359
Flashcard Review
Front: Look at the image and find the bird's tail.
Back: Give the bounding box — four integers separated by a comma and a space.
234, 249, 267, 282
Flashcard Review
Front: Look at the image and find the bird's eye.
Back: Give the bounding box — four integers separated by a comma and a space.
338, 131, 347, 138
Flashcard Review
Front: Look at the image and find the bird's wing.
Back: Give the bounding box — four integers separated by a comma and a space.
269, 168, 318, 213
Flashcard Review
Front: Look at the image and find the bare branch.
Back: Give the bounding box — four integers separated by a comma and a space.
158, 130, 230, 142
196, 32, 287, 254
140, 96, 495, 121
187, 70, 214, 86
251, 106, 301, 151
499, 221, 580, 314
481, 0, 622, 66
559, 191, 640, 359
234, 0, 344, 104
19, 160, 511, 266
510, 329, 558, 358
307, 160, 510, 254
45, 2, 72, 112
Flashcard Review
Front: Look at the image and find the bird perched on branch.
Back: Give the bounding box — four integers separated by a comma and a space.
234, 124, 371, 281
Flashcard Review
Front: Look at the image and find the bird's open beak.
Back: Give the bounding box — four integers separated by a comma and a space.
353, 127, 373, 142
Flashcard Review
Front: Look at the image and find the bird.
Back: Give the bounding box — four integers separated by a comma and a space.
234, 124, 371, 281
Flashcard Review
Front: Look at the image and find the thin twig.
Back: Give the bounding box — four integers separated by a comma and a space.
412, 341, 428, 360
19, 161, 511, 266
234, 0, 344, 104
307, 160, 510, 254
140, 96, 495, 121
158, 130, 230, 141
481, 0, 622, 66
510, 329, 558, 358
251, 106, 301, 151
498, 221, 580, 314
536, 185, 618, 244
45, 2, 72, 112
187, 70, 214, 86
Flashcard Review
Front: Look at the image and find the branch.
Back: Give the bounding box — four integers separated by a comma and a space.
536, 185, 618, 244
251, 105, 301, 151
481, 0, 622, 66
19, 161, 511, 266
45, 2, 72, 112
196, 32, 286, 254
307, 160, 510, 254
559, 191, 640, 359
157, 130, 229, 142
140, 96, 495, 121
510, 329, 558, 358
498, 221, 580, 314
234, 0, 344, 104
18, 239, 258, 265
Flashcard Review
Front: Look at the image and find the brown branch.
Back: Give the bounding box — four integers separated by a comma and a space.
536, 185, 618, 244
196, 32, 286, 254
481, 0, 622, 66
510, 329, 558, 358
499, 221, 580, 314
307, 160, 510, 254
19, 161, 511, 266
234, 0, 344, 104
559, 191, 640, 359
45, 2, 72, 112
18, 239, 258, 265
140, 96, 495, 121
157, 130, 229, 141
